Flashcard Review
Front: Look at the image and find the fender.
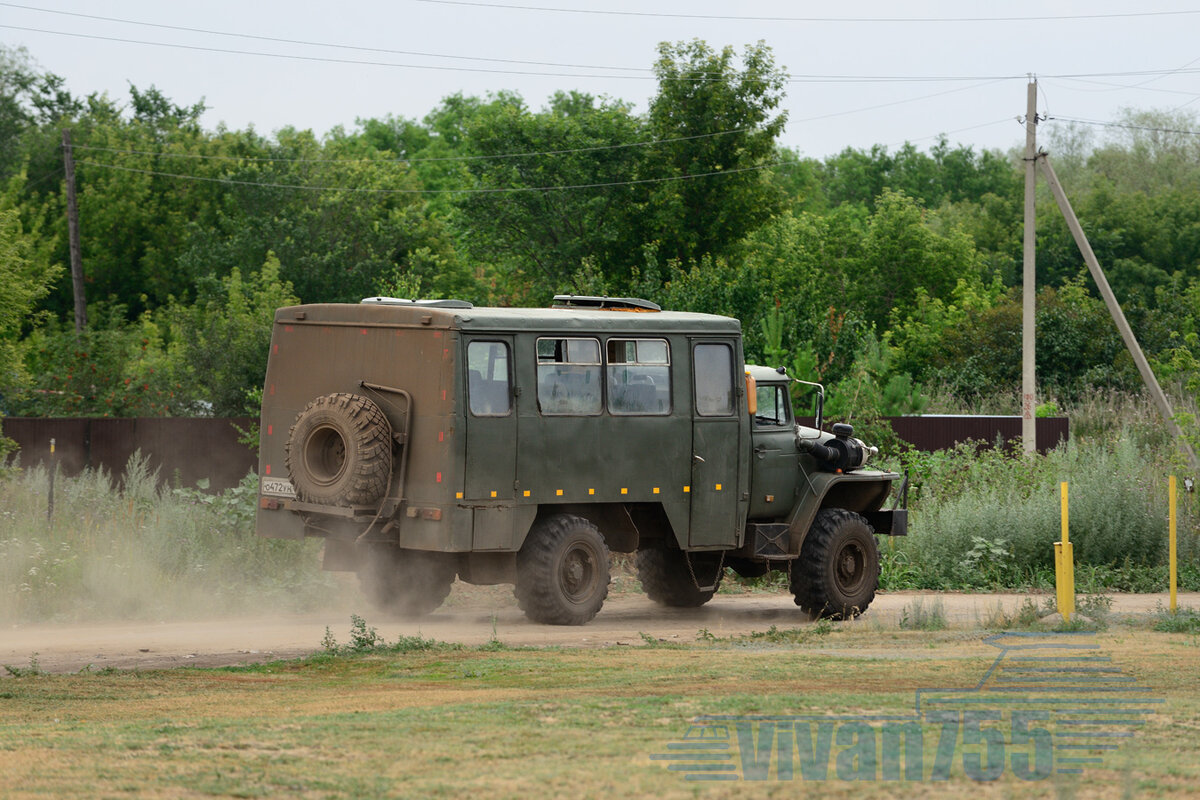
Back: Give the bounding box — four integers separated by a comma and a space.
786, 469, 901, 555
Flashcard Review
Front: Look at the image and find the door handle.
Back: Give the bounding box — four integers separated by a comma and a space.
693, 454, 706, 463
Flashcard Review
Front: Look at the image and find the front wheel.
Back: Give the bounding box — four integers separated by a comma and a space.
515, 515, 610, 625
791, 509, 880, 620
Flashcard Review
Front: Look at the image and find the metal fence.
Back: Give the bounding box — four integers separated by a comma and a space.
2, 417, 257, 491
3, 415, 1068, 492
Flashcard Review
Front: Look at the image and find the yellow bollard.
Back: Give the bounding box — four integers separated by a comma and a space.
1055, 482, 1075, 621
1170, 475, 1177, 614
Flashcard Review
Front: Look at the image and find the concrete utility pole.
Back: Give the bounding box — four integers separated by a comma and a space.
1037, 153, 1200, 472
61, 128, 87, 333
1021, 78, 1039, 455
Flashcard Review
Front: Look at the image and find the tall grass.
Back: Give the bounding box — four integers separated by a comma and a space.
1, 454, 340, 623
885, 430, 1199, 591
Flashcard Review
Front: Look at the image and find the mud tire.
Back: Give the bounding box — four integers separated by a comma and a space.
515, 515, 610, 625
790, 509, 880, 620
286, 393, 391, 507
358, 545, 456, 617
635, 548, 722, 608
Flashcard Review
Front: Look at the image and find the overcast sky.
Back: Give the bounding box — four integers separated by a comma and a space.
4, 0, 1200, 160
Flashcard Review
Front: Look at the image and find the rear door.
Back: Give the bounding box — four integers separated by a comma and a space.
689, 341, 743, 547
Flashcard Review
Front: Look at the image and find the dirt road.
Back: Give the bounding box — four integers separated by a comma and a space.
4, 588, 1192, 675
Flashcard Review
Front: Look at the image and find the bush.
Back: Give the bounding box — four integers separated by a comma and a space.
885, 433, 1197, 591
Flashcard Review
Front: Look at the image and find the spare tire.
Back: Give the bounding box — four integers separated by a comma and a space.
286, 393, 392, 507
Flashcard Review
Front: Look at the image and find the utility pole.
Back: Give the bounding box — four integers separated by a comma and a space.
61, 128, 87, 333
1037, 153, 1200, 472
1021, 78, 1039, 455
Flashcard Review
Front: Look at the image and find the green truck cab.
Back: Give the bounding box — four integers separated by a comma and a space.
256, 295, 906, 625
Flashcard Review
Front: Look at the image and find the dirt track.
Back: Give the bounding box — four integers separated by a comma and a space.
4, 589, 1193, 675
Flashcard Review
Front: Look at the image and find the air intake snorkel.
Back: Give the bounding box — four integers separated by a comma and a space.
798, 423, 878, 473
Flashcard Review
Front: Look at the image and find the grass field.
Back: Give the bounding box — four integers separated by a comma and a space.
2, 618, 1198, 799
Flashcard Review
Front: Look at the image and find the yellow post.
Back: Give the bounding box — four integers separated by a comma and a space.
1170, 475, 1178, 614
1055, 482, 1075, 620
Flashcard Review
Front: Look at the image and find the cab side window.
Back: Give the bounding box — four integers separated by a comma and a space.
467, 341, 512, 416
537, 337, 602, 415
754, 384, 792, 427
607, 338, 671, 415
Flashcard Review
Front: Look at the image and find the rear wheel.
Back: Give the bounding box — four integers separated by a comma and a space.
515, 515, 610, 625
791, 509, 880, 620
358, 545, 456, 617
636, 548, 723, 607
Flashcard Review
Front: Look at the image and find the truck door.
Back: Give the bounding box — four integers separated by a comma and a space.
689, 341, 743, 547
464, 337, 517, 549
749, 381, 800, 520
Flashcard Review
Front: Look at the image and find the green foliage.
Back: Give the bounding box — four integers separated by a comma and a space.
1153, 606, 1200, 634
890, 435, 1197, 590
0, 199, 61, 444
167, 251, 298, 416
13, 302, 182, 417
898, 598, 948, 631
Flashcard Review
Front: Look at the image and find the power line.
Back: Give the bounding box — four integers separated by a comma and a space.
414, 0, 1200, 24
1049, 116, 1200, 137
75, 159, 794, 194
0, 22, 1027, 84
0, 1, 652, 75
69, 125, 764, 165
0, 24, 658, 81
9, 21, 1200, 87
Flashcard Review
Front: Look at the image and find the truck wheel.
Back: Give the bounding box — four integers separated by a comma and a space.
791, 509, 880, 620
515, 515, 610, 625
358, 545, 456, 617
635, 548, 722, 607
287, 393, 392, 507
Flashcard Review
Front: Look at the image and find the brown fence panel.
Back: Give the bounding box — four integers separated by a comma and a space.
793, 415, 1068, 454
2, 417, 256, 491
4, 414, 1069, 491
885, 416, 1069, 454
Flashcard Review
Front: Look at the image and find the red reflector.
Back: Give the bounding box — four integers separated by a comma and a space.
272, 344, 278, 354
284, 325, 293, 332
265, 464, 272, 475
269, 384, 275, 395
436, 472, 442, 483
267, 425, 273, 436
438, 431, 444, 442
361, 329, 368, 335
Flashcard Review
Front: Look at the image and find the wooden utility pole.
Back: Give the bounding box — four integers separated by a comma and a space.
1021, 78, 1039, 455
1037, 153, 1200, 472
61, 128, 87, 332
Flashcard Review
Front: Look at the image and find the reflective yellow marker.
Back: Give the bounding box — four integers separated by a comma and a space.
1170, 475, 1178, 614
1054, 481, 1075, 621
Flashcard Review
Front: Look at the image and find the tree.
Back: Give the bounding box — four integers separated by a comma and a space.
0, 204, 61, 415
167, 252, 298, 416
638, 39, 789, 265
454, 90, 645, 301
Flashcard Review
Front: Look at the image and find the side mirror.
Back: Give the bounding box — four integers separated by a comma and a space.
790, 378, 825, 432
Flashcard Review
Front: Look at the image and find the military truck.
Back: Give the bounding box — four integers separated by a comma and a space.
256, 295, 906, 625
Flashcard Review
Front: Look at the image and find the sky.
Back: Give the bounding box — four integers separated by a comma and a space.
3, 0, 1200, 160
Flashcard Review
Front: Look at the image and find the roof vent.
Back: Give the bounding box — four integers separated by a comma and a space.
361, 297, 473, 309
551, 295, 661, 312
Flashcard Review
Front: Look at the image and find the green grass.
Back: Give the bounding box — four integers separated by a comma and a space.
1, 628, 1198, 798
